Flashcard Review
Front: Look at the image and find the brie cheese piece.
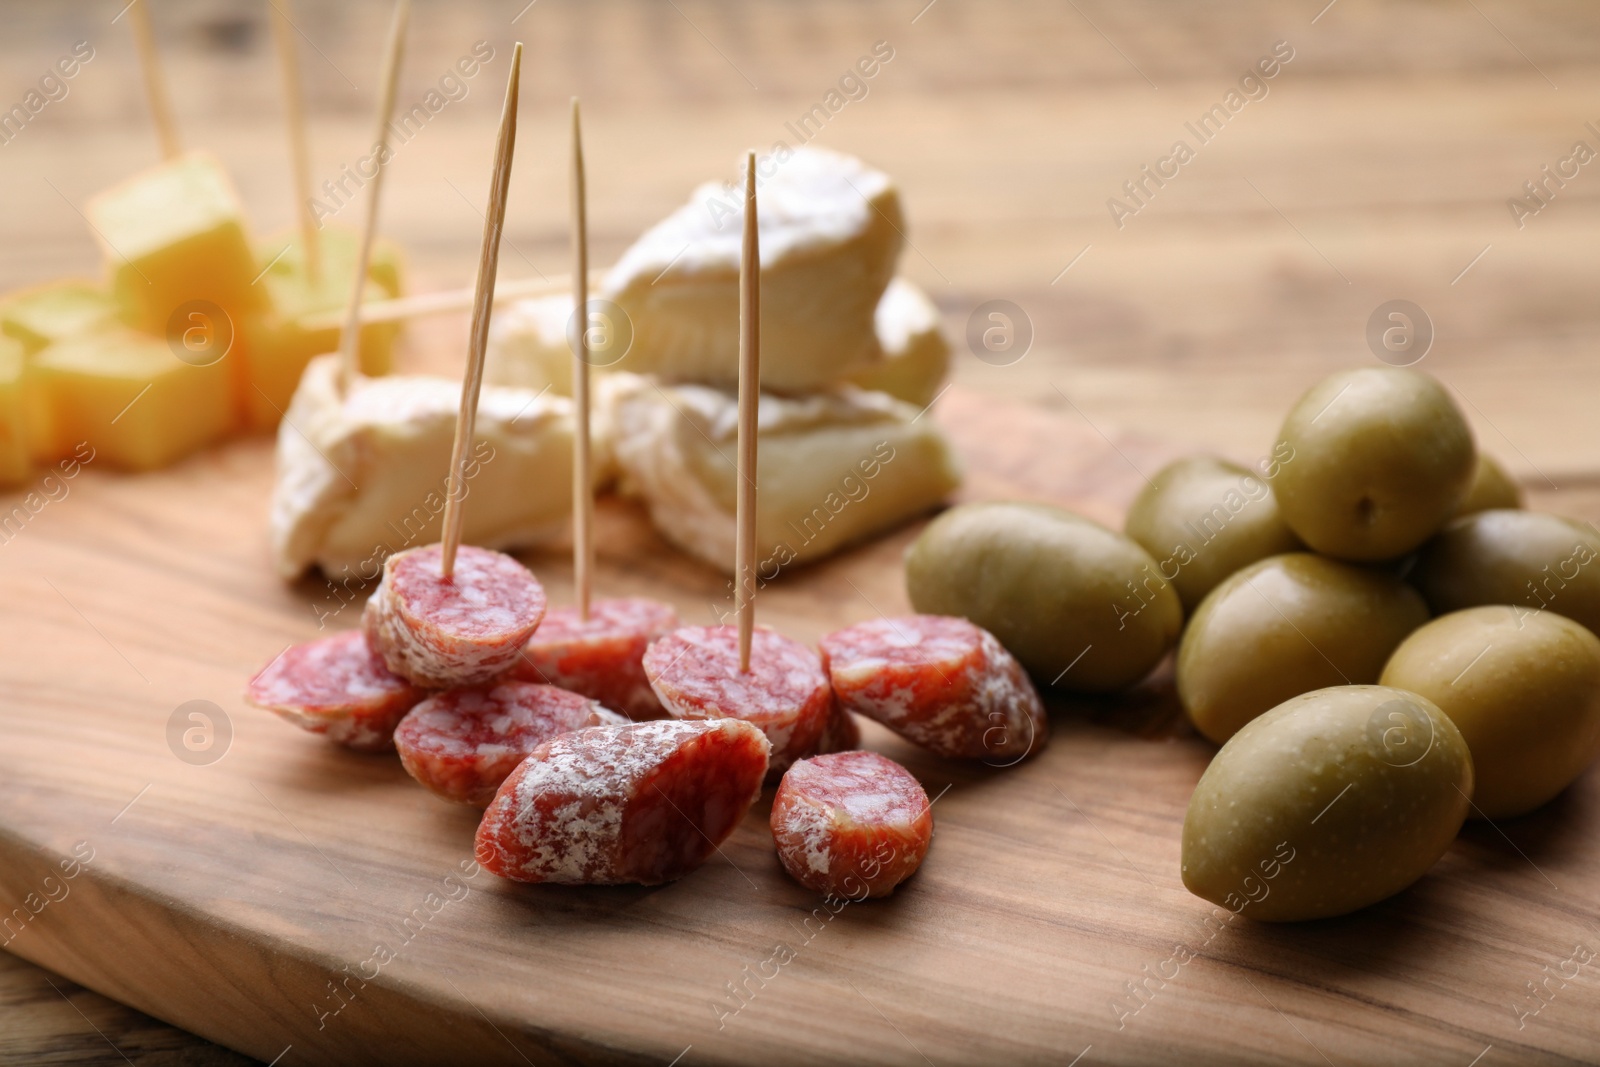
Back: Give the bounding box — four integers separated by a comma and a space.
608, 375, 962, 574
602, 146, 903, 393
845, 278, 951, 408
485, 294, 573, 395
487, 276, 950, 410
270, 355, 576, 581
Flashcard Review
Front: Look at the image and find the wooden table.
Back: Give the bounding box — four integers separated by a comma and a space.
4, 1, 1600, 1063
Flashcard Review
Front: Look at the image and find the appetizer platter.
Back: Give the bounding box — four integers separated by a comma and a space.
5, 4, 1600, 1067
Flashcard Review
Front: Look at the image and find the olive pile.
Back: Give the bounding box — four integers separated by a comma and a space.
907, 366, 1600, 921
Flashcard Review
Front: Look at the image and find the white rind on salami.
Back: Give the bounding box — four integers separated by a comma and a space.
364, 543, 547, 689
395, 681, 626, 807
642, 624, 832, 776
475, 718, 770, 885
244, 630, 423, 752
771, 750, 933, 899
820, 615, 1048, 762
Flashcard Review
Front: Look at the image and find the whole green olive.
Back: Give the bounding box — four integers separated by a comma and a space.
1410, 509, 1600, 637
1273, 367, 1475, 561
905, 501, 1181, 692
1454, 453, 1522, 517
1124, 455, 1303, 612
1177, 552, 1429, 743
1182, 684, 1472, 922
1380, 606, 1600, 819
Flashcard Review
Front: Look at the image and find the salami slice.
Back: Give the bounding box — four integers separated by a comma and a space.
513, 597, 680, 721
771, 751, 933, 899
395, 682, 627, 807
475, 718, 770, 885
642, 625, 832, 777
363, 543, 547, 689
245, 630, 423, 752
819, 615, 1048, 763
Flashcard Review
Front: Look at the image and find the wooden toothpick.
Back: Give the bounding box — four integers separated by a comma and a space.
270, 0, 320, 284
335, 0, 409, 392
439, 41, 523, 579
127, 1, 181, 161
301, 270, 604, 331
735, 150, 760, 672
570, 97, 593, 621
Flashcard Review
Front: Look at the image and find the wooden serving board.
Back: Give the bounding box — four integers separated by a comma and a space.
3, 389, 1599, 1067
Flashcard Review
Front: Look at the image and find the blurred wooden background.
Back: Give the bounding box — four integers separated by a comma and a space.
3, 0, 1599, 1061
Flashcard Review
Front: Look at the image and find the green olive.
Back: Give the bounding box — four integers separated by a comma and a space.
1182, 684, 1472, 922
1454, 453, 1522, 517
1177, 553, 1429, 743
1411, 510, 1600, 638
1273, 368, 1475, 561
1380, 606, 1600, 819
905, 501, 1181, 692
1124, 455, 1303, 612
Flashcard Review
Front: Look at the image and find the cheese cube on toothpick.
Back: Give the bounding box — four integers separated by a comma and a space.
239, 261, 399, 432
257, 225, 406, 302
84, 151, 264, 335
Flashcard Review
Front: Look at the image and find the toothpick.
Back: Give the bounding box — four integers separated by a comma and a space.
735, 151, 760, 672
270, 0, 320, 284
335, 0, 409, 393
570, 97, 593, 621
303, 270, 603, 331
439, 41, 522, 579
128, 1, 181, 161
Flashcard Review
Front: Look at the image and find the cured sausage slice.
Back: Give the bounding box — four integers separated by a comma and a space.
395, 682, 626, 807
363, 543, 547, 689
245, 630, 422, 752
642, 625, 831, 777
513, 597, 680, 721
819, 615, 1048, 763
475, 718, 770, 885
771, 750, 932, 899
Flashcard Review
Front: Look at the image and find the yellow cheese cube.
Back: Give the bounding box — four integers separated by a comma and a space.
1, 279, 121, 354
238, 258, 400, 432
257, 224, 406, 299
0, 281, 124, 464
18, 359, 62, 465
85, 151, 265, 334
33, 326, 233, 472
0, 339, 31, 486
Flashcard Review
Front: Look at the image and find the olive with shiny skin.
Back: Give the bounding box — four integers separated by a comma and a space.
1182, 685, 1472, 922
1273, 367, 1475, 561
1124, 455, 1303, 613
905, 501, 1181, 692
1177, 552, 1429, 743
1381, 606, 1600, 818
1411, 509, 1600, 638
1454, 453, 1522, 517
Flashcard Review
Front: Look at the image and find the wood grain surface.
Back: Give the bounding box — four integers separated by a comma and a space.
5, 0, 1600, 1063
2, 389, 1598, 1067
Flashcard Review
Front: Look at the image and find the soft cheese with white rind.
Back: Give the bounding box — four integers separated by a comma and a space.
485, 276, 951, 410
845, 278, 951, 408
601, 146, 903, 393
270, 355, 575, 581
608, 375, 961, 573
485, 293, 573, 395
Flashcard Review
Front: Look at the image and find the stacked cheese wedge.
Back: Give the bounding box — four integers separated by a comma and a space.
0, 150, 403, 485
486, 146, 962, 574
271, 147, 960, 581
